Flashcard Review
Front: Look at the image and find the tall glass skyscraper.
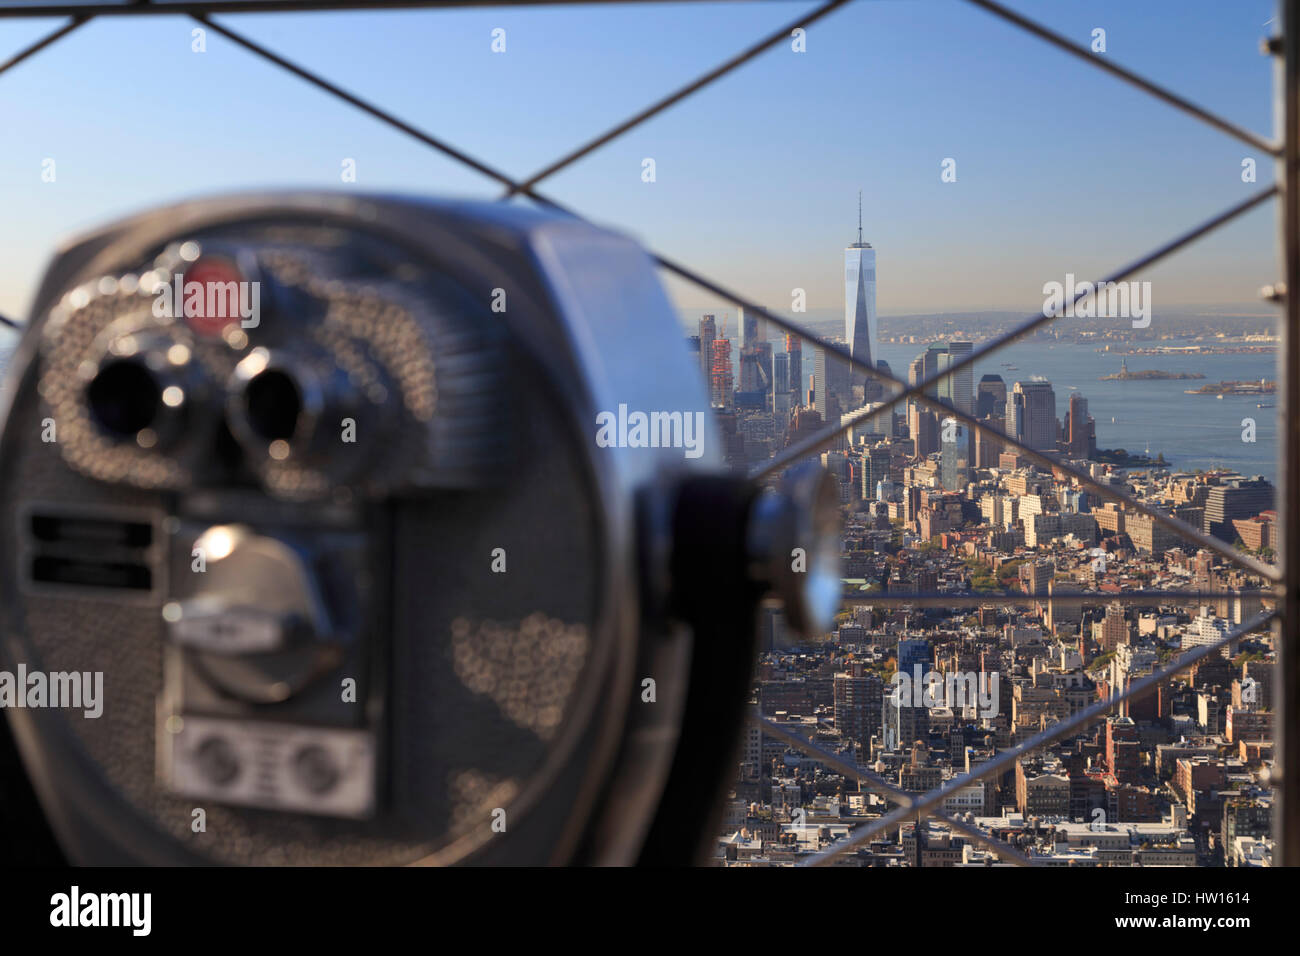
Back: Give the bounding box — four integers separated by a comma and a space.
845, 193, 877, 402
941, 421, 970, 491
946, 340, 974, 416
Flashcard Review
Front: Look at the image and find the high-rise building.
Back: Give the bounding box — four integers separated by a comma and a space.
977, 376, 1008, 466
738, 340, 773, 406
741, 306, 764, 349
698, 314, 716, 386
772, 351, 789, 397
975, 424, 1003, 467
709, 338, 733, 409
785, 333, 803, 403
815, 344, 850, 432
913, 340, 975, 478
863, 444, 892, 499
845, 192, 878, 401
906, 346, 949, 459
940, 420, 970, 491
1007, 380, 1057, 453
835, 673, 883, 753
977, 374, 1007, 419
897, 638, 933, 677
1004, 393, 1020, 449
876, 359, 893, 399
885, 638, 933, 751
1204, 477, 1275, 542
1100, 602, 1130, 653
908, 403, 939, 457
922, 344, 946, 399
1066, 392, 1093, 459
772, 352, 791, 419
884, 697, 928, 752
908, 355, 925, 388
946, 340, 974, 416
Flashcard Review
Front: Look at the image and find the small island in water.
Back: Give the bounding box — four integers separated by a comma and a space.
1185, 380, 1277, 395
1095, 448, 1167, 467
1100, 359, 1205, 381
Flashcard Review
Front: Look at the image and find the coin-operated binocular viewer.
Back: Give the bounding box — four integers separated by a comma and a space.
0, 194, 840, 865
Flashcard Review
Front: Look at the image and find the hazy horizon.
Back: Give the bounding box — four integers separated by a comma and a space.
0, 0, 1283, 322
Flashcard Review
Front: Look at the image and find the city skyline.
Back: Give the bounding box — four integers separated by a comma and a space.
683, 196, 1278, 483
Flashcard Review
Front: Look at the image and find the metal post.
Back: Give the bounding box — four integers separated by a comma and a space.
1274, 0, 1300, 867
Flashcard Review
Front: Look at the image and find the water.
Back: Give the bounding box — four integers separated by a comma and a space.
797, 339, 1279, 484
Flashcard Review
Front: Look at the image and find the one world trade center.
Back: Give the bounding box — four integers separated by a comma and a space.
845, 192, 879, 403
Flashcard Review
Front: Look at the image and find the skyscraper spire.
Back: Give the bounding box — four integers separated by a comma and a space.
845, 190, 876, 402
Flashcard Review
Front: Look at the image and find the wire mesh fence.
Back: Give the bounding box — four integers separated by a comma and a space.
0, 0, 1292, 866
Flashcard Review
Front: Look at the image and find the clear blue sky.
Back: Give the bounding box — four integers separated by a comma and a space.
0, 0, 1283, 324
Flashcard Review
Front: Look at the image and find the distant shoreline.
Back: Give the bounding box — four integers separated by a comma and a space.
1100, 370, 1205, 381
1185, 380, 1277, 395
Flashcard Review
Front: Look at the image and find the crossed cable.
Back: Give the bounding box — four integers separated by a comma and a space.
0, 0, 1286, 865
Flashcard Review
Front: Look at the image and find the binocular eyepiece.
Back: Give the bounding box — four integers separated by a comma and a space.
84, 333, 201, 449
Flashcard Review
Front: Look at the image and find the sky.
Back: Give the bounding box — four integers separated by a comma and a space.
0, 0, 1285, 326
